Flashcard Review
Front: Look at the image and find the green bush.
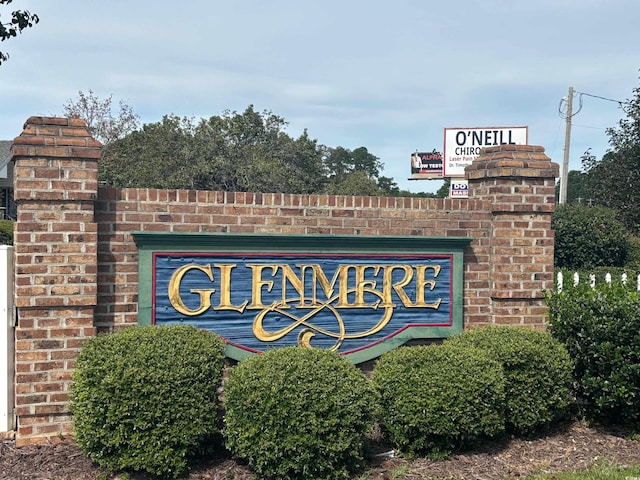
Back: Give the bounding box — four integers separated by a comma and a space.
0, 219, 12, 245
552, 204, 629, 270
625, 236, 640, 268
223, 347, 377, 480
546, 281, 640, 424
371, 343, 506, 456
445, 326, 574, 435
71, 325, 226, 478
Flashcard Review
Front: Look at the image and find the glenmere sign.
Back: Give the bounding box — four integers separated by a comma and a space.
133, 233, 472, 363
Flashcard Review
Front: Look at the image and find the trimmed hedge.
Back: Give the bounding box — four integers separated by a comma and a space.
372, 343, 506, 456
0, 219, 12, 245
223, 347, 377, 480
70, 325, 226, 478
445, 326, 574, 435
546, 281, 640, 424
552, 204, 629, 270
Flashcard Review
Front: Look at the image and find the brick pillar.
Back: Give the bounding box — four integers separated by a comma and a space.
10, 117, 101, 445
466, 145, 559, 327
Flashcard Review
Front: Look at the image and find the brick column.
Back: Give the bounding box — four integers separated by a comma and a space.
11, 117, 101, 445
466, 145, 559, 327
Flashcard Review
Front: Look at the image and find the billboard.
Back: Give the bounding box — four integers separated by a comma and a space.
443, 126, 528, 177
410, 150, 443, 179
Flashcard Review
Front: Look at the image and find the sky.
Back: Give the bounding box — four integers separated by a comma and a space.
1, 0, 639, 193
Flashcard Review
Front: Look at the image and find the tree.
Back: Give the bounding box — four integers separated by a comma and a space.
321, 145, 395, 195
435, 177, 451, 198
0, 0, 38, 65
323, 146, 383, 180
555, 168, 591, 204
191, 106, 326, 193
99, 114, 207, 188
101, 107, 327, 193
63, 90, 140, 147
325, 170, 382, 196
376, 176, 400, 196
583, 75, 640, 233
100, 105, 410, 196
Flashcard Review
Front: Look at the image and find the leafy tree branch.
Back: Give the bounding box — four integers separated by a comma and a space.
0, 0, 39, 65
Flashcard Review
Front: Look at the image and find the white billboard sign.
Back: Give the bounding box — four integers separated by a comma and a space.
443, 126, 528, 177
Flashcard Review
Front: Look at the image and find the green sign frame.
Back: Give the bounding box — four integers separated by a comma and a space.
133, 232, 471, 364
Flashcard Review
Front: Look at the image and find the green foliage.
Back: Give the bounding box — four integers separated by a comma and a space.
100, 114, 206, 189
435, 177, 451, 198
525, 462, 640, 480
100, 107, 327, 193
223, 347, 377, 480
0, 219, 12, 245
70, 325, 226, 478
552, 204, 629, 270
555, 168, 591, 204
323, 146, 383, 180
445, 326, 574, 435
583, 75, 640, 234
371, 343, 506, 456
546, 281, 640, 424
625, 236, 640, 268
324, 170, 382, 196
98, 105, 407, 196
0, 0, 39, 65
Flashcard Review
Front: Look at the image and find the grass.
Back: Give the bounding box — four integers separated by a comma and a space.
524, 463, 640, 480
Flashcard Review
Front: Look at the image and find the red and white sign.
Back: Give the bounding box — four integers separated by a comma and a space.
450, 179, 469, 198
443, 126, 528, 177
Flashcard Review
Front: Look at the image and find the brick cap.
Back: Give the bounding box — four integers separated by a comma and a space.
11, 116, 103, 159
466, 144, 559, 179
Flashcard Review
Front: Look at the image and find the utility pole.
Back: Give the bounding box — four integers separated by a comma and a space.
559, 86, 574, 205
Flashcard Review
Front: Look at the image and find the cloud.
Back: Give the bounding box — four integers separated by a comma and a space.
1, 0, 639, 192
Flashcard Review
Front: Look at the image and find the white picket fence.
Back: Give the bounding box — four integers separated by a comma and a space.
0, 245, 14, 432
557, 271, 640, 292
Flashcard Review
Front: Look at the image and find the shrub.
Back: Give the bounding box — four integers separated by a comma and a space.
223, 347, 377, 480
71, 325, 226, 478
546, 281, 640, 424
552, 204, 629, 270
371, 343, 506, 456
0, 219, 12, 245
445, 326, 574, 435
625, 236, 640, 268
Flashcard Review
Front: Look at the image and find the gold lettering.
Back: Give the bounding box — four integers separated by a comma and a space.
213, 264, 248, 312
382, 265, 413, 306
414, 265, 442, 308
311, 264, 348, 305
354, 265, 380, 307
247, 264, 277, 309
167, 260, 445, 319
278, 265, 305, 308
168, 264, 215, 316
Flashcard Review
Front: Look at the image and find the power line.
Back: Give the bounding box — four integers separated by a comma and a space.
558, 86, 631, 205
576, 91, 629, 108
572, 124, 608, 131
558, 93, 582, 119
559, 90, 630, 120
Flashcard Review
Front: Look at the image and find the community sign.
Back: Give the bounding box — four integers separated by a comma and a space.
133, 232, 471, 364
443, 126, 528, 177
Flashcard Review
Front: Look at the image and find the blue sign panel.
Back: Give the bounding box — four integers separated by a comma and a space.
133, 233, 471, 363
152, 253, 453, 356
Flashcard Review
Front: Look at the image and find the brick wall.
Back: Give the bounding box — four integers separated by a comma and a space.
10, 117, 559, 445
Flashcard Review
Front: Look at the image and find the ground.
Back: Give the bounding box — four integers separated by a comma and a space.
1, 422, 639, 480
